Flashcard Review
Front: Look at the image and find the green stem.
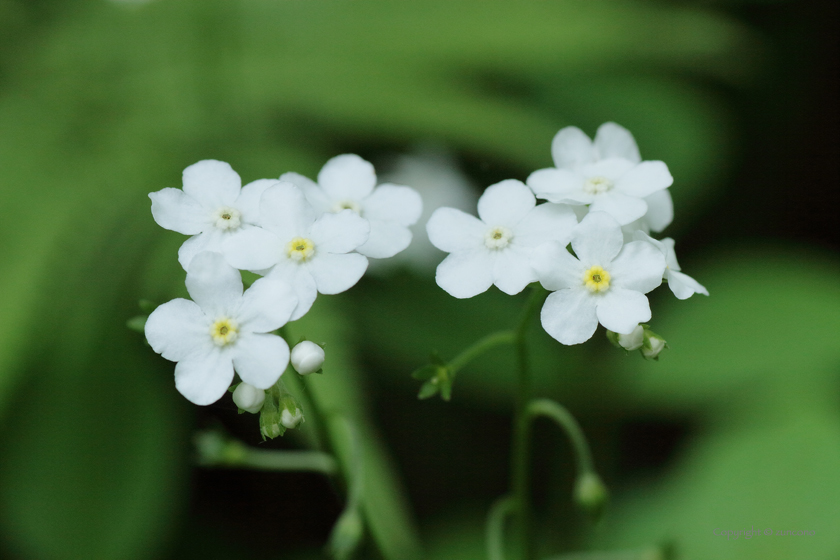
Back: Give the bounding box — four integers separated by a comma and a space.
510, 285, 547, 560
194, 431, 338, 475
525, 399, 594, 475
448, 330, 516, 375
486, 495, 516, 560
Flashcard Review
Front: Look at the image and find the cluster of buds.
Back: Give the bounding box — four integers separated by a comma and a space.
607, 324, 668, 360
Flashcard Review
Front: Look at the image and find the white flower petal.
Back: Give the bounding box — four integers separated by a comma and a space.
595, 288, 651, 334
236, 277, 297, 332
426, 208, 485, 253
145, 299, 208, 362
174, 349, 234, 405
356, 221, 412, 259
236, 179, 281, 224
581, 158, 636, 182
260, 182, 316, 239
149, 188, 209, 235
266, 261, 318, 321
540, 288, 599, 345
659, 237, 680, 270
182, 160, 241, 208
185, 251, 243, 316
307, 252, 368, 295
309, 210, 369, 254
531, 242, 584, 291
317, 154, 376, 201
222, 226, 282, 271
609, 240, 666, 293
526, 168, 591, 204
279, 171, 319, 191
589, 191, 648, 225
593, 122, 640, 164
435, 250, 494, 298
643, 189, 673, 233
616, 161, 673, 198
550, 126, 594, 169
514, 203, 577, 248
477, 180, 535, 227
570, 212, 624, 266
232, 333, 290, 389
493, 249, 536, 295
178, 230, 223, 271
667, 269, 709, 299
362, 184, 423, 226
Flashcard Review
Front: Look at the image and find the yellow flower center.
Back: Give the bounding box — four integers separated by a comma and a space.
210, 317, 239, 346
212, 206, 242, 230
583, 265, 611, 293
484, 226, 513, 249
583, 176, 613, 195
287, 237, 315, 261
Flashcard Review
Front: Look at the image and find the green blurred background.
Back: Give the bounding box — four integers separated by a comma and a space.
0, 1, 837, 559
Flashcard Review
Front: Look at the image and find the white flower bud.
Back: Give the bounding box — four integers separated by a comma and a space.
232, 382, 265, 414
291, 341, 325, 375
617, 325, 645, 351
641, 327, 667, 360
281, 407, 303, 429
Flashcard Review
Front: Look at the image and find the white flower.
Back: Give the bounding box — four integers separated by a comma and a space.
149, 160, 278, 270
427, 179, 577, 298
232, 382, 266, 414
279, 154, 422, 259
527, 123, 673, 226
291, 341, 325, 375
222, 182, 369, 320
634, 232, 709, 300
144, 252, 297, 405
533, 212, 666, 345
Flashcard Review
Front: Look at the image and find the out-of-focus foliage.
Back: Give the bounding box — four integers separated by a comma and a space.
0, 1, 835, 560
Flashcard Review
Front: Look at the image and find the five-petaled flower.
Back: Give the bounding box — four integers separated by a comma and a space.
426, 179, 577, 298
526, 122, 673, 226
533, 212, 666, 345
280, 154, 423, 259
145, 252, 298, 405
149, 160, 280, 270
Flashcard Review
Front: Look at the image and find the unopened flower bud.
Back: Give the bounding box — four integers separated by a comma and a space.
232, 382, 265, 414
574, 472, 609, 520
279, 395, 304, 429
291, 341, 325, 375
618, 325, 645, 351
641, 327, 667, 360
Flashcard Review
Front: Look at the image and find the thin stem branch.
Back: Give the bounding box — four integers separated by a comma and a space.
194, 431, 339, 475
525, 399, 594, 476
448, 330, 516, 374
486, 495, 516, 560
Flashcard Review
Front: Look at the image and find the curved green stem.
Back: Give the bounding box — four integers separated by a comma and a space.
525, 399, 594, 475
449, 330, 516, 375
194, 431, 338, 475
486, 495, 516, 560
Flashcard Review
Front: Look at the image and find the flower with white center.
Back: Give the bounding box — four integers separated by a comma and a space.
427, 179, 577, 298
222, 182, 369, 320
149, 160, 279, 270
279, 154, 423, 259
526, 123, 673, 226
232, 382, 266, 414
291, 341, 325, 375
144, 252, 298, 405
533, 212, 666, 345
634, 232, 709, 300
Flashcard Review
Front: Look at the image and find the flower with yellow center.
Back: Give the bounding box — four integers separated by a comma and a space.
144, 252, 299, 406
287, 237, 315, 262
533, 212, 666, 345
583, 176, 613, 195
583, 265, 611, 293
484, 226, 513, 250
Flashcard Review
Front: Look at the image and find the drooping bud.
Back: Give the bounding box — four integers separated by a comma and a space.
641, 326, 667, 360
291, 340, 325, 375
606, 326, 645, 352
280, 394, 304, 429
232, 382, 266, 414
574, 471, 609, 520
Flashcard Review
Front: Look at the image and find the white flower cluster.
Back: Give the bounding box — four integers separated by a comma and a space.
145, 155, 422, 404
427, 122, 707, 346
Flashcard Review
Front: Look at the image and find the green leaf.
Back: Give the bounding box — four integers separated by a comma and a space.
418, 381, 440, 400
